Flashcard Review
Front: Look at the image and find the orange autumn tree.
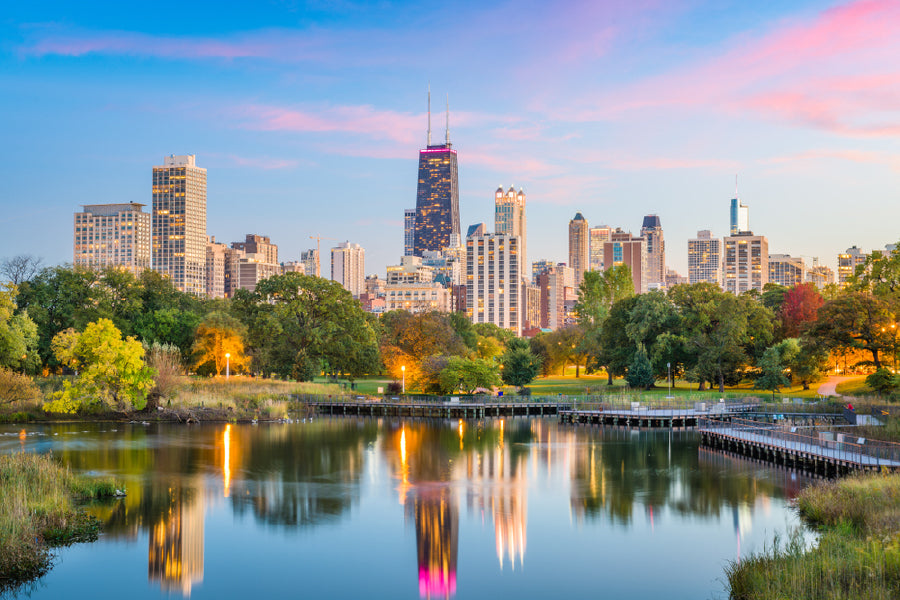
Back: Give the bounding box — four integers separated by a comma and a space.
191, 312, 250, 376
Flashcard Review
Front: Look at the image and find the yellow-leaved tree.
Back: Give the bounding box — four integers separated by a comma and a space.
46, 318, 155, 414
191, 311, 250, 376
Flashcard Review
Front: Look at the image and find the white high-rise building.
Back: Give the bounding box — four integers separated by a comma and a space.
74, 203, 151, 275
494, 186, 527, 284
466, 232, 522, 335
723, 232, 768, 294
687, 230, 721, 286
301, 249, 319, 278
152, 155, 207, 295
331, 242, 365, 297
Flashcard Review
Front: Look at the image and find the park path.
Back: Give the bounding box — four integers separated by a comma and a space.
817, 375, 855, 398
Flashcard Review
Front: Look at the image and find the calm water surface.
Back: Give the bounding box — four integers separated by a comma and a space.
0, 418, 812, 599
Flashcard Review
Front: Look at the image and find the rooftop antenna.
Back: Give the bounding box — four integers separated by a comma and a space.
734, 174, 738, 199
427, 83, 432, 146
445, 93, 450, 145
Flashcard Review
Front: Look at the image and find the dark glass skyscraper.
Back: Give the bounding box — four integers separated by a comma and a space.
413, 95, 459, 256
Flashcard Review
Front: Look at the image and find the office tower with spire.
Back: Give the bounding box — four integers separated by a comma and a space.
729, 179, 749, 235
152, 154, 207, 295
568, 213, 589, 288
413, 89, 460, 256
640, 215, 665, 289
494, 186, 527, 282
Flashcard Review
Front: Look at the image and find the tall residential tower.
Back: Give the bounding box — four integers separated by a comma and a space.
568, 213, 589, 289
640, 215, 665, 289
152, 155, 207, 295
494, 186, 527, 283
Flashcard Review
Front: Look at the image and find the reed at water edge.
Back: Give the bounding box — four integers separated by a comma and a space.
727, 472, 900, 600
0, 452, 117, 589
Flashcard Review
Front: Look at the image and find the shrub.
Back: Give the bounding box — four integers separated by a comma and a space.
0, 367, 40, 409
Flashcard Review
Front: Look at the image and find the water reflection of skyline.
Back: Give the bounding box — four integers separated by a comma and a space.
0, 419, 813, 599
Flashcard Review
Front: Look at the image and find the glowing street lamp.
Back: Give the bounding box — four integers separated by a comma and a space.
225, 353, 231, 379
401, 365, 406, 395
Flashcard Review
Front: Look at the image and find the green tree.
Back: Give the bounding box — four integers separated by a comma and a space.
866, 368, 899, 395
755, 345, 790, 399
239, 273, 379, 381
625, 346, 655, 389
597, 296, 640, 384
0, 286, 40, 373
500, 346, 542, 389
191, 311, 250, 376
807, 292, 895, 369
46, 318, 155, 413
438, 357, 501, 394
847, 243, 900, 298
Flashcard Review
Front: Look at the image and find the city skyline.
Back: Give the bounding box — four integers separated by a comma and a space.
2, 1, 900, 277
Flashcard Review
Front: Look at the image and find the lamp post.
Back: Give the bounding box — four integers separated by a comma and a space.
225, 353, 231, 380
401, 365, 405, 395
667, 362, 671, 398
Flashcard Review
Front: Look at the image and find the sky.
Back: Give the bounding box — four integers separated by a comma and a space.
1, 0, 899, 278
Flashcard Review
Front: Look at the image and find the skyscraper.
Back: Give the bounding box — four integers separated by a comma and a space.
494, 186, 527, 283
152, 154, 207, 295
838, 246, 868, 285
568, 213, 589, 289
602, 230, 647, 294
640, 215, 665, 289
301, 249, 319, 278
73, 203, 151, 275
331, 241, 365, 298
404, 208, 416, 256
413, 93, 459, 256
466, 232, 522, 335
729, 197, 749, 235
687, 230, 721, 286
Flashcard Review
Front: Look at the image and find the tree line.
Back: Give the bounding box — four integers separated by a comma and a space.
1, 242, 899, 413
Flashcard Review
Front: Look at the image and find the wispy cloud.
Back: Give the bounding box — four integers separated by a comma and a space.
569, 0, 900, 138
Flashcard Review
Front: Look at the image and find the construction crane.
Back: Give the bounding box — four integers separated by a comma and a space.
309, 235, 337, 277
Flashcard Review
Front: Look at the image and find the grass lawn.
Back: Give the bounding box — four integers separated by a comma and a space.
835, 376, 871, 396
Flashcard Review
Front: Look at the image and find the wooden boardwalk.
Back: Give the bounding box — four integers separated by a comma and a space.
558, 402, 762, 428
308, 400, 570, 419
699, 418, 900, 476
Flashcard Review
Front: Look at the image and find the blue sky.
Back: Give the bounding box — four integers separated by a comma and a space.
1, 0, 899, 277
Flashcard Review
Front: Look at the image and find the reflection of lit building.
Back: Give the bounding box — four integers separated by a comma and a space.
148, 488, 204, 597
412, 494, 458, 599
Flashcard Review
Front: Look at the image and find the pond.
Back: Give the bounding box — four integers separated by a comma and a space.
0, 418, 812, 599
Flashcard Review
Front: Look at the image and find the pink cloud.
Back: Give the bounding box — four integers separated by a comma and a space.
232, 104, 423, 145
574, 0, 900, 138
766, 149, 900, 169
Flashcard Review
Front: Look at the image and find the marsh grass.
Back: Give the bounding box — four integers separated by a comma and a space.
172, 376, 341, 414
727, 473, 900, 599
0, 452, 117, 591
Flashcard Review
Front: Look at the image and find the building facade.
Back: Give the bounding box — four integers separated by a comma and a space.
386, 255, 435, 285
769, 254, 806, 288
602, 230, 647, 294
838, 246, 868, 285
152, 154, 207, 295
385, 282, 452, 313
404, 208, 416, 256
806, 265, 835, 289
301, 249, 319, 278
641, 215, 665, 289
331, 241, 366, 297
568, 213, 589, 289
537, 264, 573, 331
466, 233, 522, 335
73, 203, 151, 274
687, 230, 721, 286
723, 233, 768, 294
589, 225, 611, 272
205, 236, 227, 299
231, 234, 278, 265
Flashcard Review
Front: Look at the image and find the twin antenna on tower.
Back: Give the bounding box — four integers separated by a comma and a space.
426, 84, 450, 146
